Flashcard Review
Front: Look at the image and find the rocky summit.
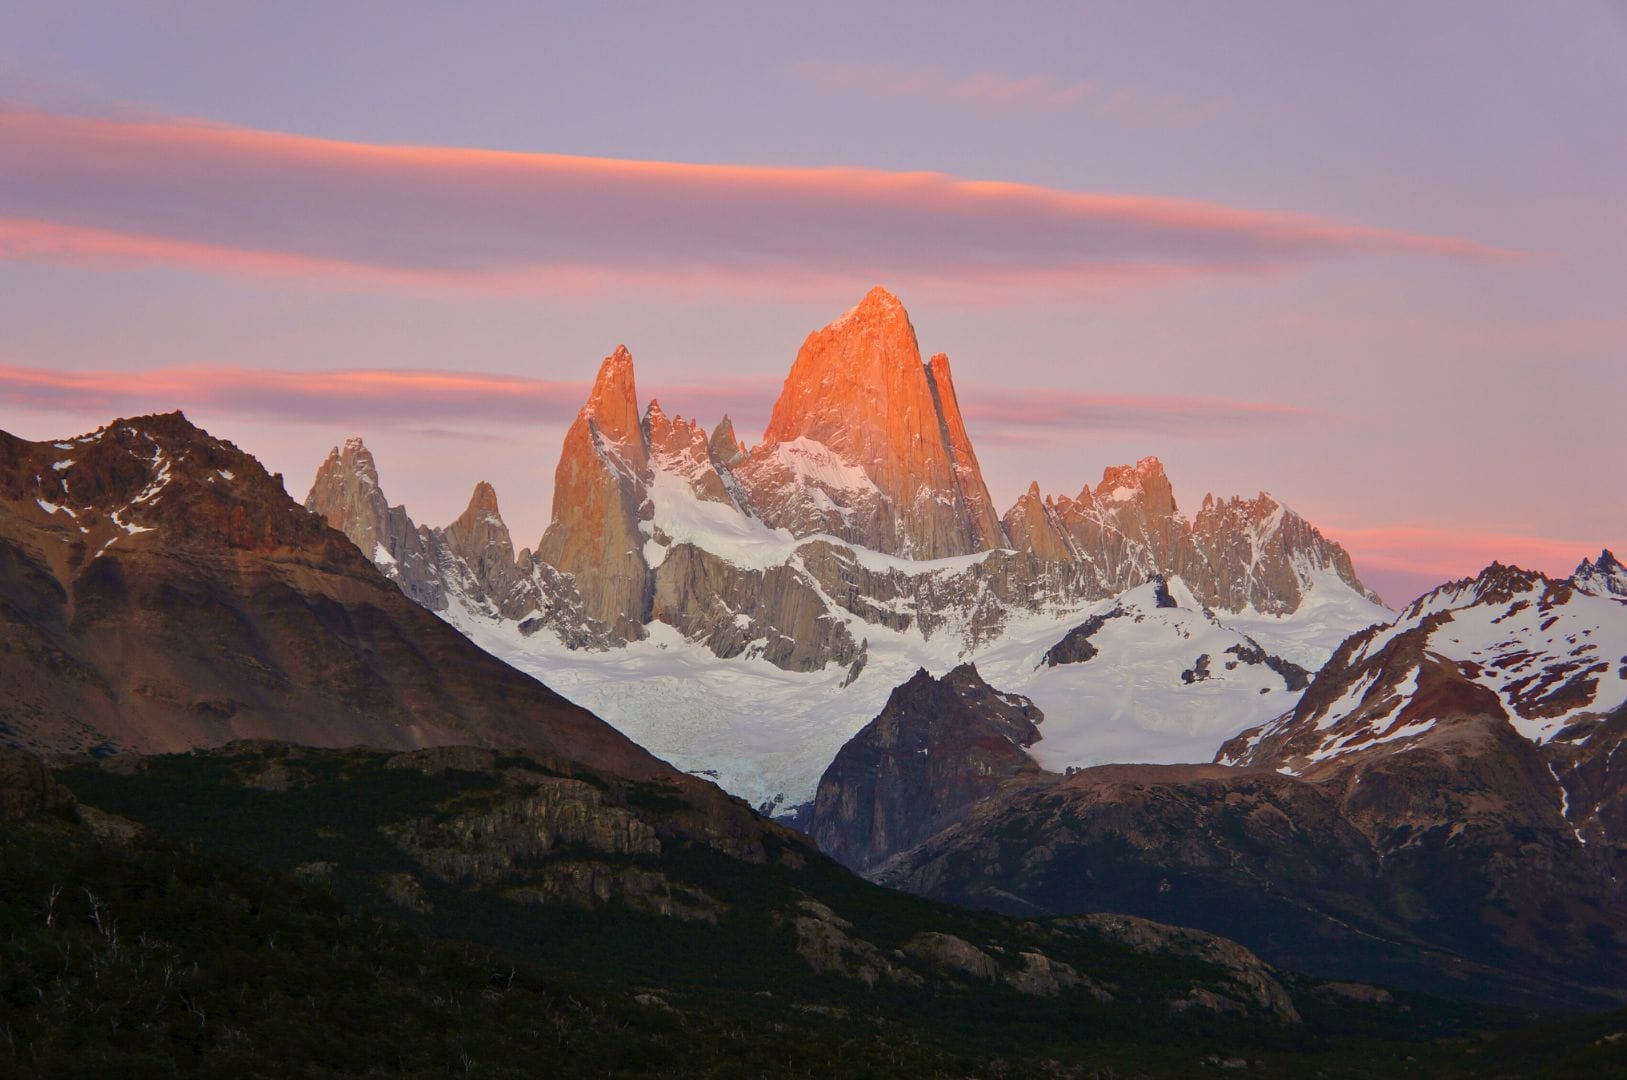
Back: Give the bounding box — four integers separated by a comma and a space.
737, 286, 1005, 558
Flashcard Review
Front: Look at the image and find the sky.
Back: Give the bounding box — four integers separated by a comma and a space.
1, 2, 1623, 606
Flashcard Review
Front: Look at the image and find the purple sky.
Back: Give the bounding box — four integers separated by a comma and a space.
1, 2, 1623, 605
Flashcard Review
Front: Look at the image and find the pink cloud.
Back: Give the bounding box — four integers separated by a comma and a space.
0, 103, 1517, 298
0, 362, 1346, 448
0, 363, 778, 432
1317, 522, 1606, 606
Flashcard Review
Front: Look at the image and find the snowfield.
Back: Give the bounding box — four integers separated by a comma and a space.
453, 566, 1390, 813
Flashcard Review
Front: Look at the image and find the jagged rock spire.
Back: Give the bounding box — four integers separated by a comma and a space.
737, 286, 1004, 558
536, 347, 655, 641
708, 415, 746, 468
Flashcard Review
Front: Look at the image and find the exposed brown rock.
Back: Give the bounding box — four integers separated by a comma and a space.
810, 663, 1047, 870
0, 413, 667, 778
0, 749, 74, 821
737, 287, 1005, 559
535, 347, 654, 640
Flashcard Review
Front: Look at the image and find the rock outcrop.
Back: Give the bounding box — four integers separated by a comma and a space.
305, 438, 445, 609
810, 663, 1047, 870
535, 347, 654, 640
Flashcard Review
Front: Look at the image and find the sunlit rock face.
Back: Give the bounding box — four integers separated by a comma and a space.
306, 437, 446, 610
1001, 459, 1377, 616
734, 286, 1006, 559
535, 346, 655, 641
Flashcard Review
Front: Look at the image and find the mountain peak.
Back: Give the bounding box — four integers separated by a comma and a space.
1095, 457, 1175, 514
463, 480, 501, 519
744, 288, 1001, 558
1573, 549, 1626, 597
585, 345, 642, 447
839, 284, 905, 323
709, 415, 746, 467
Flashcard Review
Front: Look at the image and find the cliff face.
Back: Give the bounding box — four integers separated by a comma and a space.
809, 664, 1046, 871
735, 287, 1005, 559
535, 346, 654, 641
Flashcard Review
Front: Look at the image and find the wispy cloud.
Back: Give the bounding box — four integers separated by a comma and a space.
0, 103, 1516, 300
0, 362, 1341, 447
1325, 523, 1598, 581
0, 363, 776, 431
790, 60, 1228, 123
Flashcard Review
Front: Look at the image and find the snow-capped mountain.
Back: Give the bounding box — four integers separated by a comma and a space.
305, 287, 1391, 809
1219, 560, 1627, 781
1215, 559, 1625, 931
1575, 548, 1627, 598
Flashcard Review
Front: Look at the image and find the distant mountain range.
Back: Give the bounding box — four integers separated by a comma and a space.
304, 286, 1389, 809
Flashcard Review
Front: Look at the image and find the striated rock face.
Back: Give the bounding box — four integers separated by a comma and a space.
649, 543, 865, 674
810, 663, 1046, 870
536, 347, 654, 640
1000, 459, 1377, 615
0, 412, 662, 776
644, 401, 736, 507
735, 286, 1005, 559
306, 438, 445, 609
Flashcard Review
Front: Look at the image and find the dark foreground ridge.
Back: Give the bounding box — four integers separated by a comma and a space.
6, 744, 1621, 1077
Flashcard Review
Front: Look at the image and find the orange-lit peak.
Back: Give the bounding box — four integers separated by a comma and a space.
584, 345, 642, 446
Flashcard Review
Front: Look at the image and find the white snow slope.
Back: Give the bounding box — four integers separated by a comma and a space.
447, 491, 1390, 812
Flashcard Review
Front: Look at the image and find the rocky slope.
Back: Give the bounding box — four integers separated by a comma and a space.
49, 742, 1321, 1031
0, 412, 654, 775
810, 664, 1048, 870
830, 561, 1627, 1006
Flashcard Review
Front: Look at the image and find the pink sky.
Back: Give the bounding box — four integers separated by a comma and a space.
1, 4, 1621, 607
